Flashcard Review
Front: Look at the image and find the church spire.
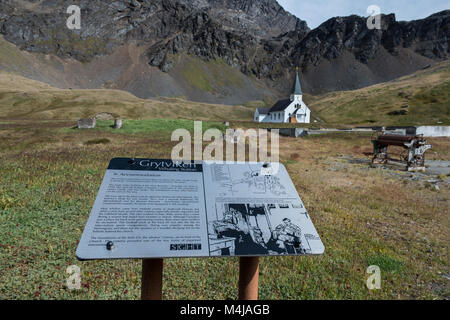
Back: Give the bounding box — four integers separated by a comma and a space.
293, 66, 302, 95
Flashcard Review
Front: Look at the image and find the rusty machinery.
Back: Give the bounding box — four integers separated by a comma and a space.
371, 133, 432, 171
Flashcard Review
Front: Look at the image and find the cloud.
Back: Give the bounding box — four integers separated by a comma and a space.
278, 0, 449, 28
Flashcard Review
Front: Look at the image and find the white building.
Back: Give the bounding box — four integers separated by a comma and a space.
254, 68, 311, 124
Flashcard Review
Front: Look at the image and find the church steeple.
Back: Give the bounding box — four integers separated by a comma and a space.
293, 66, 302, 95
290, 67, 303, 102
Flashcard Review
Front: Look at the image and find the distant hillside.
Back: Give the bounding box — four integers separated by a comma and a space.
308, 60, 450, 126
0, 71, 254, 121
0, 0, 447, 103
0, 60, 448, 127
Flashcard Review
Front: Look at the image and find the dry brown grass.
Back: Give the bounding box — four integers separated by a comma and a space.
308, 60, 450, 126
0, 72, 254, 121
0, 121, 448, 299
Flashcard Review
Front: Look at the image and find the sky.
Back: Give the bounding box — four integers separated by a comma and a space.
278, 0, 449, 28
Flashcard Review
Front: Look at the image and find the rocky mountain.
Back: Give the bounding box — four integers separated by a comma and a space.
176, 0, 308, 38
0, 0, 448, 104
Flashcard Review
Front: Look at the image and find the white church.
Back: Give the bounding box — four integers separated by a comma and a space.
254, 68, 311, 124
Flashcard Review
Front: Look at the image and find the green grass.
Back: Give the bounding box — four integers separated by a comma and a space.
367, 253, 405, 274
0, 122, 448, 300
69, 119, 227, 137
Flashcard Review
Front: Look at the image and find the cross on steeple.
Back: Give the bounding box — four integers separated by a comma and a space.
293, 66, 302, 95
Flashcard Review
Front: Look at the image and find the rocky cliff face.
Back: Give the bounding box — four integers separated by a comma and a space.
0, 0, 448, 101
294, 11, 448, 66
0, 0, 308, 61
177, 0, 308, 38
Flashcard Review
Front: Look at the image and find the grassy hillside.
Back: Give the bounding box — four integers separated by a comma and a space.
0, 59, 448, 126
0, 71, 254, 121
308, 60, 450, 126
179, 55, 244, 93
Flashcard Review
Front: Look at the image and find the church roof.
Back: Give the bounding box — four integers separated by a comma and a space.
256, 107, 271, 115
293, 70, 302, 95
268, 99, 291, 113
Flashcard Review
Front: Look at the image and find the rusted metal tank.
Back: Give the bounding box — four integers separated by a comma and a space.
371, 134, 432, 171
376, 134, 415, 146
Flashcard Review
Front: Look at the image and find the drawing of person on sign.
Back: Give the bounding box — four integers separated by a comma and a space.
216, 207, 248, 233
210, 204, 268, 255
249, 226, 266, 249
270, 218, 304, 254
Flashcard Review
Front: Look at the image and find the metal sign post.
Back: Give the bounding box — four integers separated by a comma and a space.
238, 257, 259, 300
141, 259, 164, 300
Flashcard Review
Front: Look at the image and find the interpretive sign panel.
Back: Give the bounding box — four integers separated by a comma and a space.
76, 158, 324, 260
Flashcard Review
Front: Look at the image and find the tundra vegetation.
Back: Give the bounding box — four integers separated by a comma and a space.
0, 118, 448, 299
